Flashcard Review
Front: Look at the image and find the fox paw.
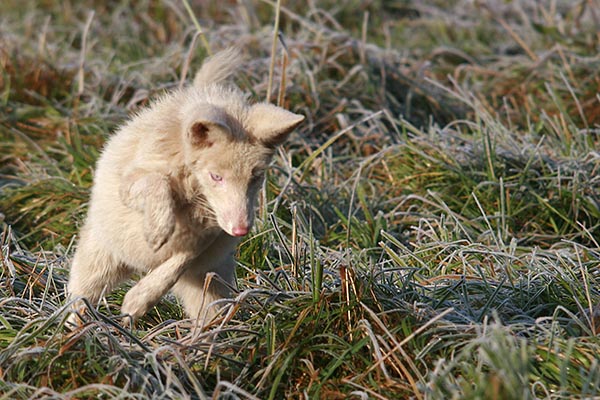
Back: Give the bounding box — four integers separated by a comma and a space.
121, 287, 153, 320
66, 310, 85, 330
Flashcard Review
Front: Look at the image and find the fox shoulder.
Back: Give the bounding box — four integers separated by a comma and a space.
193, 47, 242, 88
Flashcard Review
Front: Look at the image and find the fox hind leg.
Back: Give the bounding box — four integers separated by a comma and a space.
67, 228, 131, 327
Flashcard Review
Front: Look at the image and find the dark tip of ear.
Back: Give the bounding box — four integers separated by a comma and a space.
189, 122, 212, 147
259, 136, 285, 149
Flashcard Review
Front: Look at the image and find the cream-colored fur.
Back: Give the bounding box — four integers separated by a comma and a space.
67, 48, 304, 326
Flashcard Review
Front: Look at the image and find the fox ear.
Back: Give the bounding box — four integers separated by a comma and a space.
186, 106, 231, 148
247, 103, 304, 147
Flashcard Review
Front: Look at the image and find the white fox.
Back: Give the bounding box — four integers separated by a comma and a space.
67, 48, 304, 326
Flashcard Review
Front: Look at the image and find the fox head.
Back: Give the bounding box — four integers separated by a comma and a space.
178, 48, 304, 237
180, 100, 304, 237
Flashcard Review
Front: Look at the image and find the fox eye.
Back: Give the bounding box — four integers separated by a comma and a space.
210, 172, 223, 182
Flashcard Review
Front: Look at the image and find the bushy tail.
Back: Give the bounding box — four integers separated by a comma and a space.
193, 47, 242, 88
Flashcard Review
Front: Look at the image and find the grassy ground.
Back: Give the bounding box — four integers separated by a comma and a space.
1, 0, 599, 398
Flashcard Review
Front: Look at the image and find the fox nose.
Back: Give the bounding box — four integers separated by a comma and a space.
231, 226, 249, 237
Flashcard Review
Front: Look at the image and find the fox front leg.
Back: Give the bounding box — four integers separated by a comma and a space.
120, 252, 191, 320
119, 171, 175, 251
